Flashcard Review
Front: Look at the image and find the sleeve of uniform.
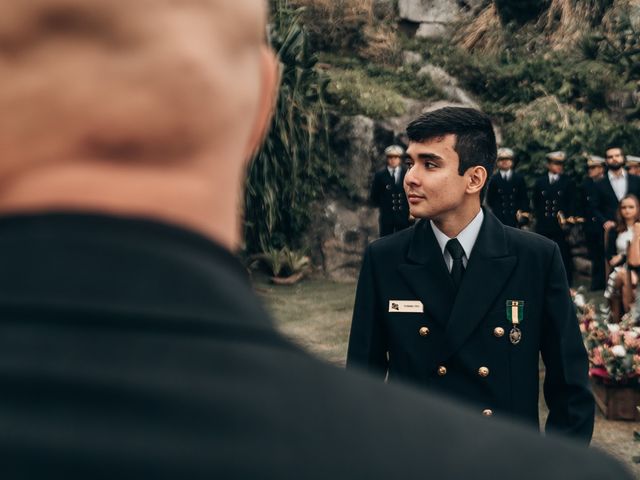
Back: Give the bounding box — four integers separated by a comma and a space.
370, 173, 381, 208
532, 180, 540, 213
565, 179, 577, 217
346, 245, 388, 377
540, 244, 594, 443
591, 182, 606, 226
486, 176, 497, 212
516, 176, 530, 213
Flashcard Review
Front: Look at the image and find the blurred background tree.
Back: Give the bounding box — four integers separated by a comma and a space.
244, 0, 334, 254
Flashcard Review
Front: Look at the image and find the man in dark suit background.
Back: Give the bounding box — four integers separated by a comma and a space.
532, 151, 576, 286
370, 145, 411, 237
486, 147, 530, 228
592, 147, 640, 232
348, 108, 594, 443
580, 155, 606, 290
0, 2, 630, 479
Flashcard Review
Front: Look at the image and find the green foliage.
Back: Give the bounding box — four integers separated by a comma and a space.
502, 98, 640, 185
581, 5, 640, 82
244, 1, 335, 254
249, 246, 311, 278
321, 54, 442, 119
326, 69, 407, 119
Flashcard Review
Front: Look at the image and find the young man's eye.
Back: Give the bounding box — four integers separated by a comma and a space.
425, 161, 437, 169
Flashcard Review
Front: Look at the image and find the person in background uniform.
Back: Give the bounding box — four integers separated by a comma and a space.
626, 155, 640, 176
370, 145, 410, 237
532, 151, 576, 286
486, 147, 530, 228
581, 155, 606, 290
3, 2, 628, 479
348, 108, 594, 443
592, 146, 640, 235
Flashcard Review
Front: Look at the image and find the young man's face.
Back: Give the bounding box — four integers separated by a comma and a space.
547, 160, 563, 174
404, 134, 469, 220
387, 155, 401, 168
496, 158, 513, 171
605, 148, 625, 170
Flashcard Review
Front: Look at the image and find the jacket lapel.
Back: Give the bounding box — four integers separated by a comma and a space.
441, 211, 517, 362
397, 220, 455, 328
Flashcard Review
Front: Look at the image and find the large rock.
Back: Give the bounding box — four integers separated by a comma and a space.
398, 0, 459, 23
307, 199, 379, 282
417, 64, 481, 109
332, 115, 396, 201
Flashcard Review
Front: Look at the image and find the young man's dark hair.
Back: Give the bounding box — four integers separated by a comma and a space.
406, 107, 497, 186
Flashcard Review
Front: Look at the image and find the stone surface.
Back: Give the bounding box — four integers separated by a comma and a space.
415, 22, 448, 38
307, 199, 379, 282
417, 64, 481, 109
398, 0, 460, 23
402, 50, 424, 66
332, 115, 377, 201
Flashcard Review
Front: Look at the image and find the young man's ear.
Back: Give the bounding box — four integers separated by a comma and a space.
467, 166, 488, 195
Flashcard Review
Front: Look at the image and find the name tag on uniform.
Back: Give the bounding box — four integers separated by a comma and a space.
388, 300, 423, 313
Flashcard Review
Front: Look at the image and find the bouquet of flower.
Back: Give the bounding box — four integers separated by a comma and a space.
573, 289, 640, 384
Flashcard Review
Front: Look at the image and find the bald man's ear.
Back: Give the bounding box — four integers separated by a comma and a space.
244, 46, 280, 161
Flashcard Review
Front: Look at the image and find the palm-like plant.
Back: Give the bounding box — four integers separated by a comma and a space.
244, 0, 332, 254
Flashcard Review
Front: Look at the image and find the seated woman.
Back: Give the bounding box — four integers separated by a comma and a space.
604, 194, 640, 322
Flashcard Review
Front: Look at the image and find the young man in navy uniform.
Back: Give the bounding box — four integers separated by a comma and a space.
370, 145, 411, 237
486, 147, 530, 228
532, 151, 576, 286
347, 108, 594, 443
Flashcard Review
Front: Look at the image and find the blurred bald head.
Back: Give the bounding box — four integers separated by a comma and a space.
0, 0, 279, 248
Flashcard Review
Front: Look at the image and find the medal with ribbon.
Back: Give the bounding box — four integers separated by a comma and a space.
506, 300, 524, 345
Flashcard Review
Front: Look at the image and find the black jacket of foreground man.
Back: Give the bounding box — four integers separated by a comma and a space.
0, 213, 623, 478
347, 209, 594, 442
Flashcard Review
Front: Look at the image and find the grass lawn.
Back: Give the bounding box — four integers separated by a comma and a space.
255, 273, 640, 475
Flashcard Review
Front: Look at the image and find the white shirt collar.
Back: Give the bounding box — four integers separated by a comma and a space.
608, 169, 627, 181
500, 169, 512, 179
548, 172, 559, 182
430, 209, 484, 266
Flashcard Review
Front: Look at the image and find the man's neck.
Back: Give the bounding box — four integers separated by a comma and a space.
432, 203, 482, 239
609, 168, 624, 178
0, 159, 244, 251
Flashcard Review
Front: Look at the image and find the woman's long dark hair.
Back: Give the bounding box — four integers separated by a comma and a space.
616, 194, 640, 233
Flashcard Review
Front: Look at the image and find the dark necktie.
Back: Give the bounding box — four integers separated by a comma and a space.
446, 238, 465, 290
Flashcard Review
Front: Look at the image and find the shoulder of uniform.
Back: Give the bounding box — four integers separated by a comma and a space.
368, 223, 415, 255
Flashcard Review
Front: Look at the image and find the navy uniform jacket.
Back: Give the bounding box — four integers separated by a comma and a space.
347, 210, 594, 442
532, 174, 576, 236
370, 167, 410, 235
591, 174, 640, 226
580, 178, 601, 236
0, 212, 623, 478
486, 171, 530, 227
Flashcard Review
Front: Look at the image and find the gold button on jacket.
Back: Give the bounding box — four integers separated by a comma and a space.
493, 327, 505, 337
482, 409, 493, 417
437, 366, 447, 376
478, 367, 490, 377
418, 326, 430, 337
